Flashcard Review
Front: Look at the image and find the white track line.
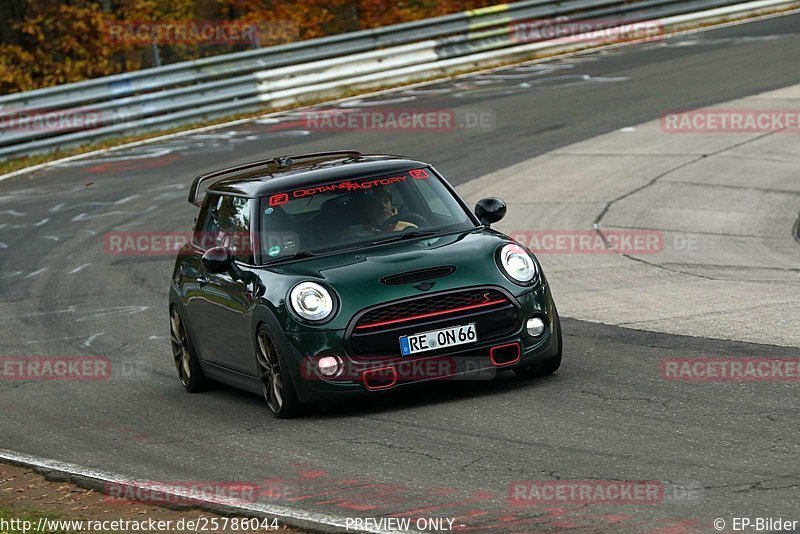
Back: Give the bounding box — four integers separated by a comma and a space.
0, 6, 797, 185
0, 449, 404, 534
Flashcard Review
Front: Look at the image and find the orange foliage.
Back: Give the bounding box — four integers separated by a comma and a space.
0, 0, 497, 95
0, 1, 144, 95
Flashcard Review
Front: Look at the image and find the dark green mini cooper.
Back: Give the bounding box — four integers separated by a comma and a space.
169, 151, 562, 417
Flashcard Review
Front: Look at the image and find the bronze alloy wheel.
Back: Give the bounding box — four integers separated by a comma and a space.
257, 330, 284, 414
170, 308, 191, 387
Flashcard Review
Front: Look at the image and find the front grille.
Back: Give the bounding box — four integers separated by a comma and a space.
380, 266, 456, 286
355, 288, 509, 331
348, 287, 519, 358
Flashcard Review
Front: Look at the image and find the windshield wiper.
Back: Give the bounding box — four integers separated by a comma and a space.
263, 250, 317, 264
370, 230, 440, 246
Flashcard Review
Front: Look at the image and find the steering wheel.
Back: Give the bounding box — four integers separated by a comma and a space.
347, 228, 383, 240
381, 212, 430, 231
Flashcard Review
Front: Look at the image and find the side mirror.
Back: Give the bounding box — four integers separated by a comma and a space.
202, 246, 234, 274
475, 197, 507, 227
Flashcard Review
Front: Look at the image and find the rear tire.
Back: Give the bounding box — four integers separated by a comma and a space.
256, 327, 302, 418
514, 307, 563, 379
169, 307, 211, 392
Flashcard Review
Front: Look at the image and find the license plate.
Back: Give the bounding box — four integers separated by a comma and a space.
399, 323, 477, 356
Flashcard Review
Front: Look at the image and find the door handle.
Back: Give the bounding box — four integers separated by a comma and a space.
197, 275, 209, 288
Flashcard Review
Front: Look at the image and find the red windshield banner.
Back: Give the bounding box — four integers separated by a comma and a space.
268, 169, 429, 207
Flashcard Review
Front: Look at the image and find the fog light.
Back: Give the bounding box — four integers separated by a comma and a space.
317, 355, 342, 377
526, 317, 546, 337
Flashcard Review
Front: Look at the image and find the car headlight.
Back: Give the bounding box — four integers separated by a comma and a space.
498, 243, 536, 284
289, 282, 335, 322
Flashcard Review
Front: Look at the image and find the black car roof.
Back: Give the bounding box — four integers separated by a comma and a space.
195, 152, 430, 202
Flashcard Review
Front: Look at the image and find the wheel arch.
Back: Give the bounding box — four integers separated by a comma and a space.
251, 303, 313, 403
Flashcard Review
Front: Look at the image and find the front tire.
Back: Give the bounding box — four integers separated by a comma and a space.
514, 307, 563, 379
256, 327, 302, 418
169, 307, 211, 392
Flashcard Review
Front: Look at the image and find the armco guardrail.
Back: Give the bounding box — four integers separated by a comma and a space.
0, 0, 796, 160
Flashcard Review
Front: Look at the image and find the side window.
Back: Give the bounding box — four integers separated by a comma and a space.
194, 194, 253, 263
194, 194, 222, 244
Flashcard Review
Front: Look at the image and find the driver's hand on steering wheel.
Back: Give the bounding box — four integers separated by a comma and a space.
389, 219, 418, 232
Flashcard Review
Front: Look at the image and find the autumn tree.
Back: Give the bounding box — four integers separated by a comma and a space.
0, 0, 496, 95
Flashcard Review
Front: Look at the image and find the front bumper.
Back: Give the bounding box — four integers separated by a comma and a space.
282, 284, 558, 403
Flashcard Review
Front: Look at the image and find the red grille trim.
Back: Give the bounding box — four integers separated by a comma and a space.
355, 298, 508, 330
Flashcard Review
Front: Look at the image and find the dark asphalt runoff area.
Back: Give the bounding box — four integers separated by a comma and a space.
1, 13, 799, 532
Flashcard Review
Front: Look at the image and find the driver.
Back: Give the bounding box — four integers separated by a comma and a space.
357, 189, 417, 232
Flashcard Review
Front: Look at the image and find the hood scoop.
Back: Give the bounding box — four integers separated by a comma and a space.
380, 266, 456, 286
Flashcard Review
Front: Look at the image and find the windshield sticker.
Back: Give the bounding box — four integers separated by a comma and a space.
268, 170, 428, 207
268, 245, 281, 257
269, 193, 290, 206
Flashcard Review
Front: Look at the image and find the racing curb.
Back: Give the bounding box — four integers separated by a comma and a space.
0, 449, 402, 534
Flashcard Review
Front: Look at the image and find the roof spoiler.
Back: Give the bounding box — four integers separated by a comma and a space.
187, 150, 362, 206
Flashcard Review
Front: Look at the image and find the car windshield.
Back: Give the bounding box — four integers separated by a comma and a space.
258, 167, 475, 261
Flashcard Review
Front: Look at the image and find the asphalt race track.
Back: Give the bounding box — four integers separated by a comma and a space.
1, 14, 799, 532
